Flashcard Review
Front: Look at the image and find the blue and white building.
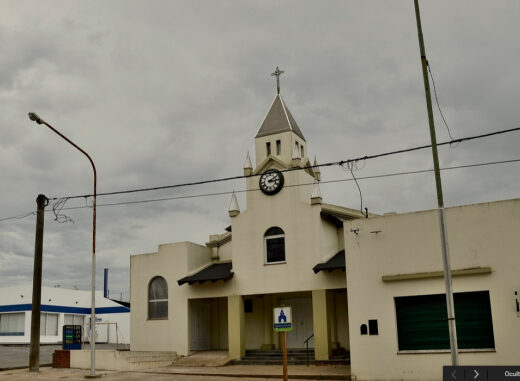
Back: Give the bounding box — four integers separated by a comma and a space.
0, 285, 130, 344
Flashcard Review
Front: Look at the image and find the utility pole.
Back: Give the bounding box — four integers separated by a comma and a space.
29, 194, 49, 372
28, 112, 99, 377
413, 0, 459, 365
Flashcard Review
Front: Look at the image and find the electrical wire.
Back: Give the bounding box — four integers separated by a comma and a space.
427, 61, 456, 143
341, 162, 366, 217
2, 157, 520, 221
52, 198, 74, 224
0, 211, 36, 222
48, 126, 520, 201
46, 157, 520, 212
2, 157, 520, 223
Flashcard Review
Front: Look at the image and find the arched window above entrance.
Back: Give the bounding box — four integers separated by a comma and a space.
148, 276, 168, 319
264, 227, 286, 264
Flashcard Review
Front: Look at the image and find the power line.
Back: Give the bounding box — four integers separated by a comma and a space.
46, 157, 520, 212
1, 157, 519, 222
0, 211, 36, 222
49, 126, 520, 201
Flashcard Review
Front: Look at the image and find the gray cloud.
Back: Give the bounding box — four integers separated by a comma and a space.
1, 0, 518, 299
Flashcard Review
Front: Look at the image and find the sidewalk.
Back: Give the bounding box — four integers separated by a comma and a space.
0, 364, 350, 381
146, 364, 350, 379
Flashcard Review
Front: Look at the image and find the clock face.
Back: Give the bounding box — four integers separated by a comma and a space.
259, 169, 284, 195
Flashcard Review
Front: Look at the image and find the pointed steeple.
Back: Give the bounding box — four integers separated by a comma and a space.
255, 94, 306, 141
243, 151, 253, 176
311, 181, 322, 205
229, 191, 240, 217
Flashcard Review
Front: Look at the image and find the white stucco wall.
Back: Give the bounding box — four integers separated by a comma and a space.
130, 166, 348, 354
218, 240, 232, 261
232, 169, 346, 296
344, 198, 520, 381
255, 131, 306, 169
130, 242, 228, 353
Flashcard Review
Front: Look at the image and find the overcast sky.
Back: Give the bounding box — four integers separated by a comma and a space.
1, 1, 519, 300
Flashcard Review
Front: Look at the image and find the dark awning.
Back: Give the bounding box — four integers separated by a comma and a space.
177, 262, 233, 286
312, 250, 345, 274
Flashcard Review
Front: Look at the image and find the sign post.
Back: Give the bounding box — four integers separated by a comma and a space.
274, 306, 292, 381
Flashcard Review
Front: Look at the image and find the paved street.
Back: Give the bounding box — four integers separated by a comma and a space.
0, 345, 349, 380
0, 344, 129, 370
0, 345, 59, 370
0, 368, 261, 381
0, 367, 349, 381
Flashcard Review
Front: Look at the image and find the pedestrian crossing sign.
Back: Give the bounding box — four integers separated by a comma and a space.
273, 306, 292, 332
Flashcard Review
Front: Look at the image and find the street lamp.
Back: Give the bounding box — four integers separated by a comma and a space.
28, 112, 99, 378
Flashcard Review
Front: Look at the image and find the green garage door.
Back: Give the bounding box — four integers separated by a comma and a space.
395, 291, 495, 351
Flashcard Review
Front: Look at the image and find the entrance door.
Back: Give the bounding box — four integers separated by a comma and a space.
281, 297, 313, 348
189, 301, 211, 350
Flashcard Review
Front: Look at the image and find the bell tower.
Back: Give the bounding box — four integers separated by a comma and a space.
239, 67, 320, 210
254, 67, 307, 168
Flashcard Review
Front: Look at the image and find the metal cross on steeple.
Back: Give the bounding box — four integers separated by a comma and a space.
271, 66, 285, 94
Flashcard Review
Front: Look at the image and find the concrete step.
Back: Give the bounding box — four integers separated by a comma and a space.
244, 348, 314, 353
237, 349, 316, 365
119, 351, 177, 364
233, 359, 316, 365
236, 348, 349, 366
244, 352, 314, 357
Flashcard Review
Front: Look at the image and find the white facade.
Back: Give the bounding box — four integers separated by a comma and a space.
344, 199, 520, 381
129, 91, 520, 380
0, 285, 130, 345
131, 93, 360, 359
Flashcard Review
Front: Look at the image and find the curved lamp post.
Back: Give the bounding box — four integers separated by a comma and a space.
28, 112, 99, 378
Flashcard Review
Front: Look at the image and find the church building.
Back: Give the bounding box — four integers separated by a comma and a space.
130, 72, 520, 380
130, 78, 363, 362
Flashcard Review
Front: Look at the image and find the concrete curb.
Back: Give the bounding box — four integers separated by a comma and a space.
0, 363, 52, 372
143, 370, 350, 380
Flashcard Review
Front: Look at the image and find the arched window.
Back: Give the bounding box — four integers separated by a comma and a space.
264, 227, 286, 264
148, 276, 168, 319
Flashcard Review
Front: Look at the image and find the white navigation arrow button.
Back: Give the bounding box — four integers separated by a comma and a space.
473, 369, 479, 379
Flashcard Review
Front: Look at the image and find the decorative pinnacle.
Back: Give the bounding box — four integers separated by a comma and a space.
271, 66, 285, 94
229, 190, 240, 217
244, 151, 253, 170
311, 181, 322, 198
313, 156, 321, 174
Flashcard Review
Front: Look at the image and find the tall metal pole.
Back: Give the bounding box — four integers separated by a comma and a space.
29, 194, 48, 372
413, 0, 459, 365
28, 112, 99, 377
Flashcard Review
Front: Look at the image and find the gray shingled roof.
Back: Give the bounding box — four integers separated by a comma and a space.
255, 94, 306, 141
